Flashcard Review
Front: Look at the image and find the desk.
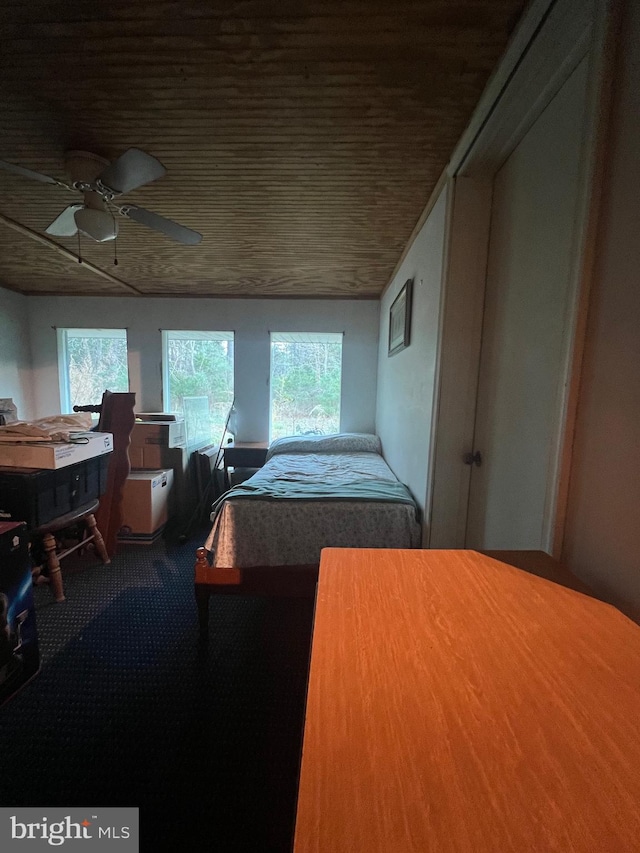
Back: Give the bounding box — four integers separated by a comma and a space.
294, 548, 640, 853
0, 459, 112, 602
222, 442, 268, 488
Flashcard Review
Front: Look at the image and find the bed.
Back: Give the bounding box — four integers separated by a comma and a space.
194, 433, 421, 640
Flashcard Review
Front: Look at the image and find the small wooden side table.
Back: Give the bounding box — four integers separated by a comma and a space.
222, 442, 268, 488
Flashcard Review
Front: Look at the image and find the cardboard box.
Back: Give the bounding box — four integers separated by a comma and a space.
0, 432, 113, 470
118, 469, 174, 545
131, 421, 186, 449
128, 444, 185, 471
129, 445, 191, 519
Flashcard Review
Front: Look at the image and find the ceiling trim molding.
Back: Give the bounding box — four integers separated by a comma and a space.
452, 0, 595, 177
0, 213, 142, 295
382, 0, 561, 300
381, 169, 448, 300
447, 0, 559, 176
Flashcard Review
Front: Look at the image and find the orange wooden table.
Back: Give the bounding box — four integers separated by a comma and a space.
294, 549, 640, 853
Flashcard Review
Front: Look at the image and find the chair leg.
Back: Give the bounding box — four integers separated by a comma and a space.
42, 532, 65, 602
86, 513, 111, 565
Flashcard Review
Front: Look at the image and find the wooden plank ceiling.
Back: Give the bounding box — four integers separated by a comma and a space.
0, 0, 525, 298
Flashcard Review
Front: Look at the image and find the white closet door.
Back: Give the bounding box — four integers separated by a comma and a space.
465, 59, 589, 550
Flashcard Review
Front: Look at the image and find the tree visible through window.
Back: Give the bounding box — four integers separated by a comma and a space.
270, 332, 342, 441
162, 330, 234, 447
58, 328, 129, 412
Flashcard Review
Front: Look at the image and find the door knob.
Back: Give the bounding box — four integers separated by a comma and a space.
463, 450, 482, 467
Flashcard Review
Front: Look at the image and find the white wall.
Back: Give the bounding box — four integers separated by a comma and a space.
26, 296, 379, 442
0, 285, 35, 420
375, 188, 448, 526
562, 0, 640, 608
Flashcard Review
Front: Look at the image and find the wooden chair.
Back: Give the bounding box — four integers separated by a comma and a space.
31, 500, 110, 602
74, 390, 136, 558
27, 391, 135, 603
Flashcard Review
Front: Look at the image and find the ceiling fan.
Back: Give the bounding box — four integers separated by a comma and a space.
0, 148, 202, 245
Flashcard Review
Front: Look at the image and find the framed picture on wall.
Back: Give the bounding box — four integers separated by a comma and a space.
388, 278, 413, 356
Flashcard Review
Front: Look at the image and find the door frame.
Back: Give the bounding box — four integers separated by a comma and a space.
427, 0, 619, 554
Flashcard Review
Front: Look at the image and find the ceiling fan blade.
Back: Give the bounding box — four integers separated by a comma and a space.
74, 208, 118, 242
98, 148, 166, 194
45, 204, 84, 237
0, 158, 58, 185
124, 206, 202, 245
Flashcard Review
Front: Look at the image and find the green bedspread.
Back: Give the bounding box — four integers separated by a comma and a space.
211, 477, 416, 516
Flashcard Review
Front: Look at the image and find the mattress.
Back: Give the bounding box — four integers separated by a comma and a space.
204, 434, 421, 568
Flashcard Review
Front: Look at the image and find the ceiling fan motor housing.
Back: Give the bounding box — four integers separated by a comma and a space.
64, 150, 110, 185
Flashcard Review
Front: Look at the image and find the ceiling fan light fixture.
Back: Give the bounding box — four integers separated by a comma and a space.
45, 204, 84, 237
74, 207, 118, 242
0, 147, 201, 246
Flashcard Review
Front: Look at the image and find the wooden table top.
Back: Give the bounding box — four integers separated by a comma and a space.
224, 441, 269, 450
294, 548, 640, 853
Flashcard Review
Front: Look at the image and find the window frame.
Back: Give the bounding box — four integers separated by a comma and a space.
57, 327, 129, 413
161, 329, 235, 446
269, 331, 344, 442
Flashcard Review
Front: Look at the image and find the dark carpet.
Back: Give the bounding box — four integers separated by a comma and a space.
0, 529, 315, 852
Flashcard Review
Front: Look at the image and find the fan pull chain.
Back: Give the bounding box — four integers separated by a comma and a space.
77, 231, 82, 264
112, 213, 118, 265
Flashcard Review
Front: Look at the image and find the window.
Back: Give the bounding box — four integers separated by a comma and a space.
162, 330, 234, 447
270, 332, 342, 442
58, 328, 129, 413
